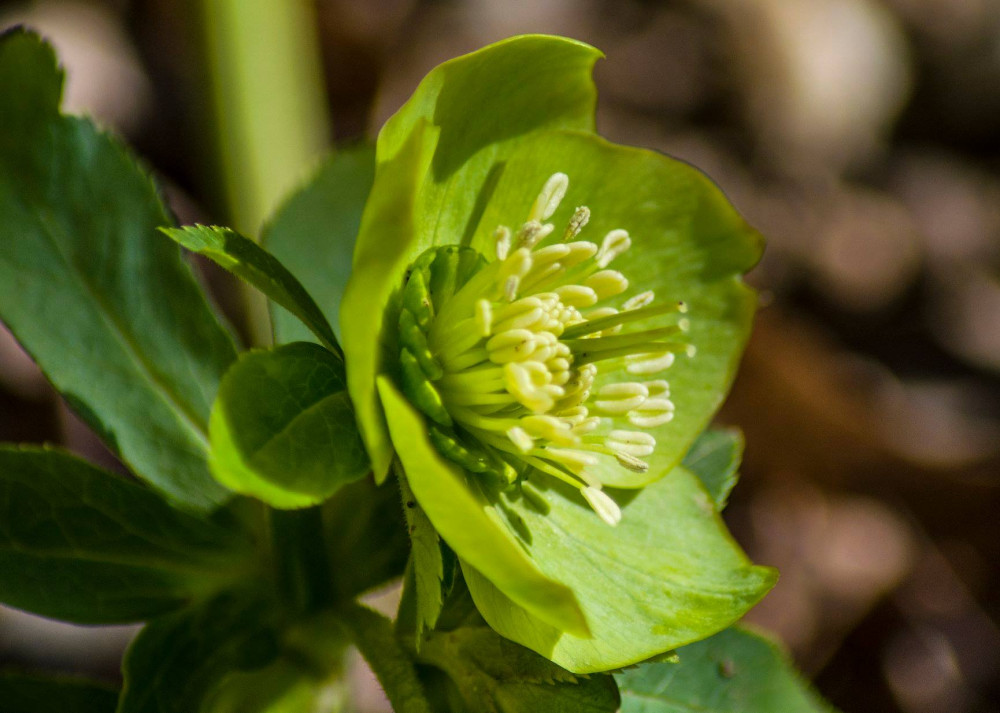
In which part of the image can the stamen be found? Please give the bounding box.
[475,299,493,337]
[623,291,655,310]
[613,451,650,473]
[606,430,656,457]
[507,426,534,453]
[595,229,631,268]
[529,172,569,222]
[581,486,622,526]
[627,398,675,428]
[594,382,649,413]
[563,206,590,241]
[494,226,511,261]
[554,284,598,307]
[584,270,629,300]
[517,220,555,249]
[627,352,675,375]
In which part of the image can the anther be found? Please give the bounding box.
[563,206,591,241]
[613,451,650,473]
[517,220,555,249]
[475,299,493,337]
[581,486,622,526]
[494,226,511,261]
[506,426,534,453]
[529,172,569,222]
[554,284,598,307]
[626,351,675,375]
[606,430,656,457]
[623,291,655,310]
[596,229,631,268]
[584,270,629,300]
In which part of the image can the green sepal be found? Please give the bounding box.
[616,626,840,713]
[682,429,744,510]
[343,36,602,484]
[379,377,589,639]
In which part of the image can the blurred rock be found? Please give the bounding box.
[715,0,912,174]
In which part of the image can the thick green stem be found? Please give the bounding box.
[198,0,331,345]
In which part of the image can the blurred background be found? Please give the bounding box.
[0,1,998,711]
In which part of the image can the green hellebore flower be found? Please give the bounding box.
[341,35,776,673]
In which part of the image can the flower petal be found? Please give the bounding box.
[378,376,589,638]
[342,36,602,482]
[467,130,763,487]
[463,469,778,673]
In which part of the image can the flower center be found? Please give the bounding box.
[396,173,692,525]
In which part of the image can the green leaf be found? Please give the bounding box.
[379,377,589,640]
[342,35,602,483]
[681,430,743,510]
[0,31,237,511]
[334,602,435,713]
[616,626,839,713]
[263,144,375,345]
[461,464,776,673]
[162,225,340,355]
[0,671,118,713]
[399,472,447,639]
[462,129,762,488]
[0,447,255,624]
[322,473,410,600]
[209,342,369,508]
[119,589,281,713]
[418,626,620,713]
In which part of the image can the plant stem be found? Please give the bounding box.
[198,0,331,345]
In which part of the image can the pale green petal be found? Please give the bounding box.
[378,377,589,638]
[342,35,601,482]
[463,470,777,673]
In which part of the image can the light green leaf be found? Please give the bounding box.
[263,145,375,345]
[342,35,602,483]
[399,472,447,639]
[119,590,280,713]
[418,626,620,713]
[0,447,255,624]
[616,626,839,713]
[0,671,118,713]
[209,342,368,508]
[0,30,237,511]
[461,466,776,673]
[464,130,762,487]
[682,430,743,510]
[379,378,589,639]
[163,225,340,354]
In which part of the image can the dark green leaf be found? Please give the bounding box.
[209,342,369,508]
[0,31,237,511]
[0,447,255,624]
[119,590,281,713]
[681,430,744,510]
[418,626,620,713]
[616,627,839,713]
[322,474,409,600]
[163,225,340,354]
[0,671,118,713]
[263,145,375,345]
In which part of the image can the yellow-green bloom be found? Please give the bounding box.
[341,35,775,673]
